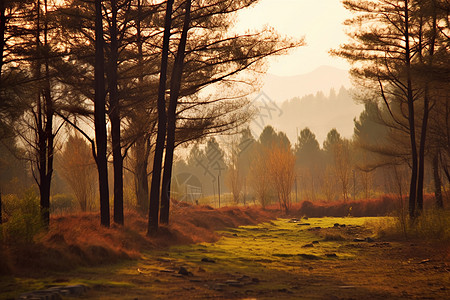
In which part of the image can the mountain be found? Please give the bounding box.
[260,65,351,103]
[250,86,364,145]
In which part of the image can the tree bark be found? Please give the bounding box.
[94,0,110,227]
[147,0,174,235]
[109,0,124,225]
[160,0,191,225]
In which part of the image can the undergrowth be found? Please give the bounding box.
[367,209,450,241]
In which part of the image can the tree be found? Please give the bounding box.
[249,145,271,208]
[268,144,295,213]
[333,139,352,201]
[147,0,174,235]
[294,127,322,200]
[226,139,243,204]
[334,0,418,216]
[160,0,192,224]
[94,0,110,227]
[58,134,97,211]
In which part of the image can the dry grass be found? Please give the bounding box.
[1,201,277,274]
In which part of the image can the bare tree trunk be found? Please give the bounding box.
[135,136,150,214]
[433,152,443,208]
[404,0,418,220]
[160,0,191,225]
[417,2,437,214]
[417,88,429,214]
[147,0,174,235]
[0,0,6,77]
[134,0,149,215]
[94,0,110,227]
[109,0,124,225]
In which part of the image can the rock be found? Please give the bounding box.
[251,277,260,283]
[18,285,87,300]
[160,269,175,273]
[340,224,346,228]
[297,223,311,226]
[201,257,216,263]
[333,223,340,227]
[353,238,365,242]
[365,237,375,243]
[232,233,238,237]
[312,241,319,244]
[288,218,301,223]
[301,243,314,248]
[298,254,320,260]
[238,275,250,281]
[178,266,193,276]
[307,227,321,231]
[212,283,227,291]
[226,280,243,287]
[325,253,338,258]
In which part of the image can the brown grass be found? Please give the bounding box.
[2,201,277,274]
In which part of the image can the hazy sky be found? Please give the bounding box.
[235,0,351,76]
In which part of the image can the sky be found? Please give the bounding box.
[234,0,352,76]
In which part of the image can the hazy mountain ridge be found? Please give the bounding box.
[255,86,363,145]
[261,65,351,103]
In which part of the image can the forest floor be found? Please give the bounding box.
[1,214,449,299]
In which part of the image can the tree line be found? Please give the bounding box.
[0,0,302,233]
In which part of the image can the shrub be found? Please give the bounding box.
[51,193,76,214]
[1,189,43,247]
[367,209,450,241]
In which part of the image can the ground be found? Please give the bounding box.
[1,216,449,299]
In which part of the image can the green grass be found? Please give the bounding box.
[151,217,379,274]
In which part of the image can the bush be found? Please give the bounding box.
[51,193,76,214]
[1,189,43,247]
[368,209,450,241]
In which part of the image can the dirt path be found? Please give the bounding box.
[2,217,449,299]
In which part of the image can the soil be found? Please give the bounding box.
[2,216,449,299]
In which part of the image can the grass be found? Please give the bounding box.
[1,215,448,299]
[150,217,376,274]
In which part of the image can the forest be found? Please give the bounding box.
[0,0,449,299]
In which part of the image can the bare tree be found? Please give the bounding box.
[268,145,295,213]
[58,134,97,211]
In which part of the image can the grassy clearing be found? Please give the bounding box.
[1,215,448,299]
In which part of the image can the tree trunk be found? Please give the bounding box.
[417,2,436,214]
[109,0,124,225]
[433,152,443,208]
[404,0,418,220]
[134,136,149,214]
[134,0,149,216]
[0,0,6,76]
[94,0,110,227]
[147,0,174,235]
[160,0,191,225]
[416,87,429,214]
